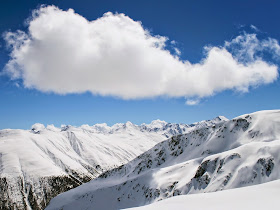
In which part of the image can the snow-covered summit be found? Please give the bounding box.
[213,115,228,122]
[143,119,167,128]
[31,123,45,133]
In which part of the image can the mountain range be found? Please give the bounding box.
[0,117,225,210]
[45,110,280,210]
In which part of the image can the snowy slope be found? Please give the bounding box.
[129,179,280,210]
[46,110,280,210]
[0,118,225,210]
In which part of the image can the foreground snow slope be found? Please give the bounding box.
[46,110,280,210]
[0,118,224,210]
[129,179,280,210]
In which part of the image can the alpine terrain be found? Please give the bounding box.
[0,117,225,210]
[46,110,280,210]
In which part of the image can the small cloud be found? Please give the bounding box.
[185,99,200,106]
[250,24,259,32]
[236,24,245,29]
[170,40,176,45]
[14,82,20,88]
[174,47,181,56]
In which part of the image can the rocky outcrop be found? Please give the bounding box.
[0,174,92,210]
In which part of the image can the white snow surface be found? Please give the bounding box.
[0,118,224,178]
[1,118,227,209]
[129,179,280,210]
[46,110,280,210]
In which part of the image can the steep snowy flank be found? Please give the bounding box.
[0,117,225,210]
[46,110,280,210]
[129,179,280,210]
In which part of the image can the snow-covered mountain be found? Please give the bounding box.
[46,110,280,210]
[0,117,225,210]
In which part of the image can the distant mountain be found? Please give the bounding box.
[0,117,226,210]
[46,110,280,210]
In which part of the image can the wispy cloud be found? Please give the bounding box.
[185,99,200,106]
[250,24,260,32]
[3,6,279,102]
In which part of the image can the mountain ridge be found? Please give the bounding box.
[46,110,280,210]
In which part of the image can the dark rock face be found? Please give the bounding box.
[256,157,274,177]
[0,175,92,210]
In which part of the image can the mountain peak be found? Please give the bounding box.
[125,121,134,126]
[150,119,167,127]
[212,115,228,122]
[31,123,45,133]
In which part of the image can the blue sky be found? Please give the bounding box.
[1,0,280,129]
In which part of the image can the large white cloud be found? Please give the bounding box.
[3,6,279,101]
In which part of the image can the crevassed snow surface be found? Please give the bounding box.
[128,179,280,210]
[46,110,280,210]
